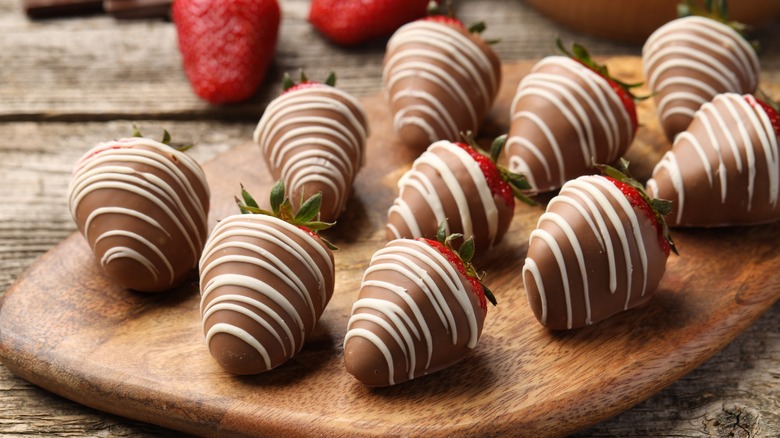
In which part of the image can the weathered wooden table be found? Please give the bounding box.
[1,0,778,436]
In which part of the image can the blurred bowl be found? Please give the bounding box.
[526,0,780,44]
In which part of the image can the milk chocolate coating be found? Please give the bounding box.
[199,214,335,375]
[344,239,485,386]
[505,56,634,194]
[647,93,780,227]
[383,20,501,150]
[386,140,514,255]
[68,137,210,292]
[643,16,759,142]
[522,175,669,330]
[254,84,368,223]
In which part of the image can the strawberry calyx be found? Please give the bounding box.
[282,70,337,94]
[419,222,496,314]
[424,0,494,40]
[456,133,536,207]
[235,180,338,250]
[132,124,192,152]
[749,91,780,138]
[677,0,749,35]
[556,38,646,132]
[597,159,677,256]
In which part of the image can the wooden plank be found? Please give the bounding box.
[1,60,779,437]
[1,0,780,435]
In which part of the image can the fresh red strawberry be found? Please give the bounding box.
[383,13,501,150]
[647,92,780,227]
[344,225,494,386]
[199,180,336,375]
[523,161,675,330]
[386,135,534,256]
[68,127,210,293]
[308,0,431,46]
[172,0,281,104]
[504,39,640,194]
[643,2,759,141]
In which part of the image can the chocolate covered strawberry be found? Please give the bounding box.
[68,128,210,293]
[199,181,336,375]
[647,92,780,227]
[309,0,431,46]
[173,0,281,104]
[643,2,759,141]
[253,72,369,223]
[523,162,676,330]
[505,40,640,194]
[344,225,495,386]
[383,13,501,149]
[386,135,533,255]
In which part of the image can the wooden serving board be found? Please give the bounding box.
[1,59,779,437]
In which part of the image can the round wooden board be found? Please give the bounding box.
[1,58,779,437]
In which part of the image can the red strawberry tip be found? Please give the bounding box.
[555,38,644,95]
[750,91,780,138]
[458,132,537,207]
[597,159,678,256]
[556,38,647,131]
[282,70,337,94]
[423,221,496,311]
[235,180,338,250]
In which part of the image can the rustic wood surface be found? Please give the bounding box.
[0,0,778,436]
[2,60,779,437]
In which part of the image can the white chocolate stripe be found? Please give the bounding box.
[68,139,209,288]
[525,175,654,328]
[345,239,481,386]
[647,94,780,224]
[389,140,499,246]
[507,56,631,192]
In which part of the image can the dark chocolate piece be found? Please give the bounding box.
[104,0,171,19]
[23,0,103,18]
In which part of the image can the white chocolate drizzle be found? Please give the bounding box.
[67,137,209,289]
[253,84,368,221]
[383,20,499,145]
[523,175,653,329]
[506,56,633,193]
[647,93,780,226]
[344,239,480,386]
[643,16,759,139]
[387,140,499,247]
[199,214,334,373]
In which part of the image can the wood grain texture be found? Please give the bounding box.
[1,0,780,435]
[1,60,779,437]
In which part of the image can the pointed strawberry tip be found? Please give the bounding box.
[598,160,677,257]
[421,222,494,313]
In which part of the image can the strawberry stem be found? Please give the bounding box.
[236,180,338,250]
[555,38,648,101]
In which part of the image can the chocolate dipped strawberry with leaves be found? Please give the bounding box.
[505,39,641,194]
[647,92,780,227]
[383,10,501,149]
[68,127,210,293]
[253,71,369,223]
[344,224,495,386]
[523,161,676,330]
[643,0,759,141]
[199,181,336,374]
[386,134,534,255]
